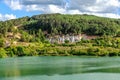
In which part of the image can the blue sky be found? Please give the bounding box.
[0,0,120,21]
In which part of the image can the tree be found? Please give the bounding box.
[16,46,25,56]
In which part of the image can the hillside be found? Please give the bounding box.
[0,14,120,58]
[1,14,120,38]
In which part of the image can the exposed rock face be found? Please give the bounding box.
[47,34,82,43]
[47,34,98,44]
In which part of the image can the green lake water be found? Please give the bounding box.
[0,56,120,80]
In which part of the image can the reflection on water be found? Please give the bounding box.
[0,56,120,80]
[4,59,21,78]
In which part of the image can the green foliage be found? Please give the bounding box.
[0,14,120,58]
[0,39,4,47]
[0,13,117,37]
[0,48,7,58]
[116,31,120,37]
[30,14,118,36]
[64,40,69,44]
[93,37,120,48]
[0,14,119,44]
[20,31,32,42]
[1,37,120,58]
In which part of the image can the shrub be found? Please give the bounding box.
[0,39,4,47]
[0,48,7,58]
[64,40,69,44]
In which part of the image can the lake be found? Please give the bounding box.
[0,56,120,80]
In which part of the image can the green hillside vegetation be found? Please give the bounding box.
[0,13,120,58]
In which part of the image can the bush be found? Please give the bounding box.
[108,52,118,56]
[5,47,15,57]
[12,46,25,56]
[0,48,7,58]
[87,48,100,56]
[64,40,69,44]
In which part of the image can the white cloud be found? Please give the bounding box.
[69,0,120,13]
[4,0,22,10]
[4,0,120,18]
[25,5,45,11]
[93,13,120,18]
[84,12,120,18]
[47,5,66,13]
[0,14,16,21]
[105,0,120,7]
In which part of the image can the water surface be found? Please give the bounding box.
[0,56,120,80]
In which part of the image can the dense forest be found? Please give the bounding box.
[1,13,120,38]
[0,13,120,58]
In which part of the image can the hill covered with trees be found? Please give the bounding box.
[1,13,120,38]
[0,13,120,58]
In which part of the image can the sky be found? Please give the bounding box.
[0,0,120,21]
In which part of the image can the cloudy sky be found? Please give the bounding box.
[0,0,120,21]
